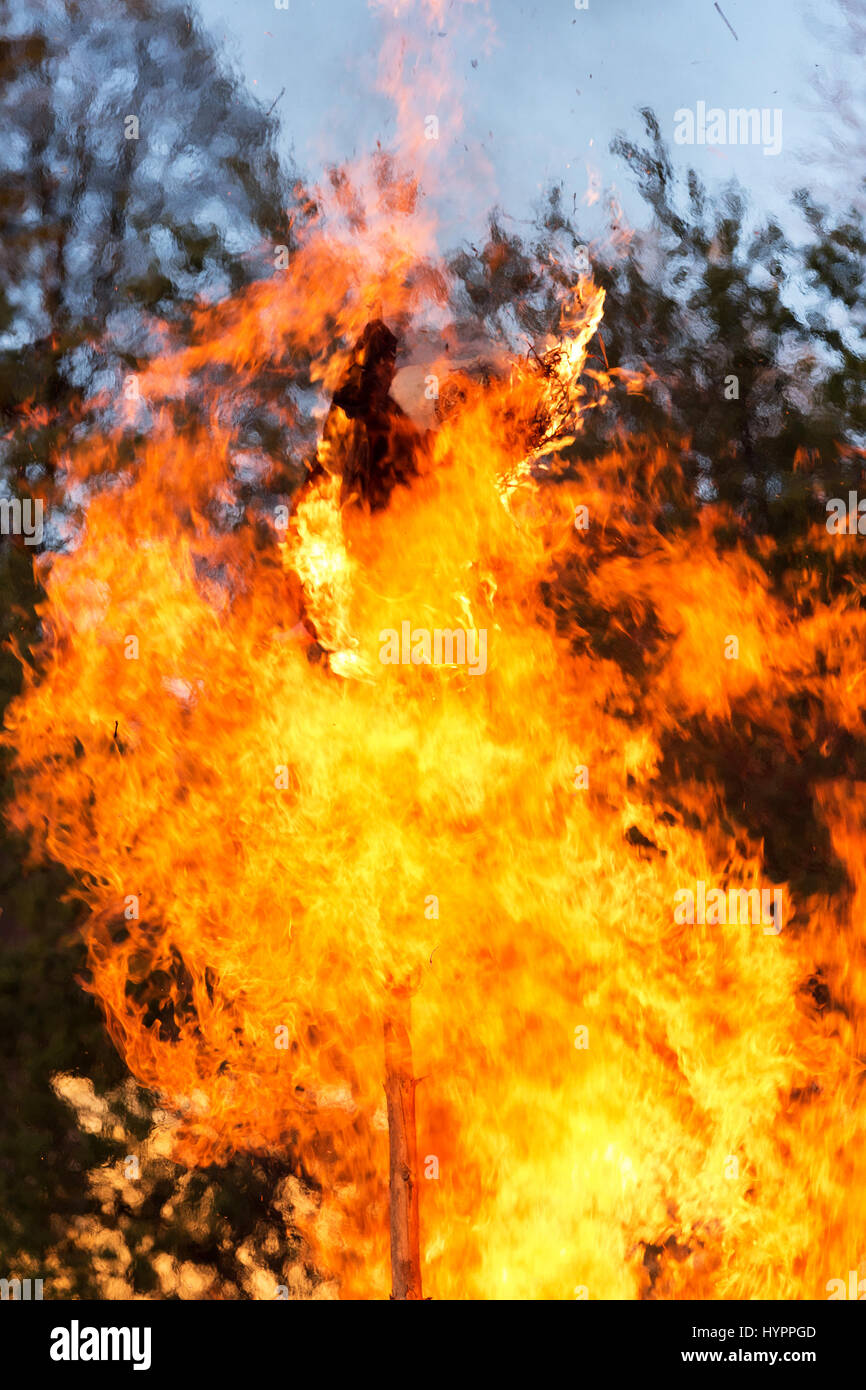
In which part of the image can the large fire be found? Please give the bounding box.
[4,6,866,1303]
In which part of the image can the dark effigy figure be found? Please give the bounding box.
[314,319,423,511]
[287,320,427,653]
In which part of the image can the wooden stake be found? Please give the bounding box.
[384,994,423,1300]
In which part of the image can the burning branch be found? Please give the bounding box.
[383,992,423,1300]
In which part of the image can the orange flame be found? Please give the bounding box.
[4,12,866,1305]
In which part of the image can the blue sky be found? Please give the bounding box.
[196,0,860,249]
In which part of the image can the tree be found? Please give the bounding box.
[0,0,310,1300]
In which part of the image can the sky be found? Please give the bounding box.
[194,0,861,250]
